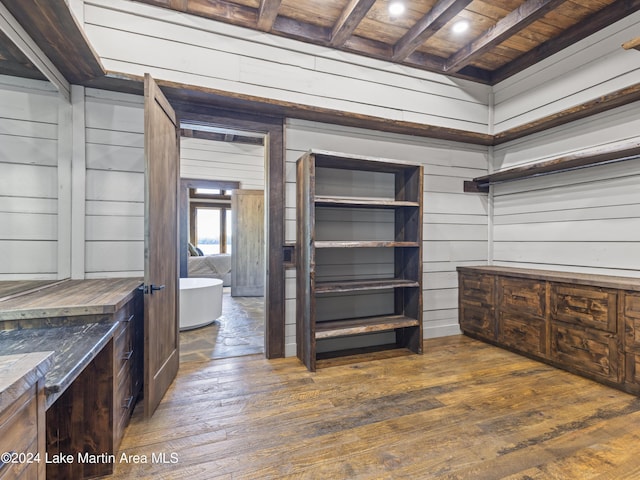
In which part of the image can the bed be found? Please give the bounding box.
[187,253,231,286]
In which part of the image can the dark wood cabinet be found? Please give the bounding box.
[297,150,423,371]
[458,266,640,395]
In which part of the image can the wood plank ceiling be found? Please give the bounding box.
[131,0,640,84]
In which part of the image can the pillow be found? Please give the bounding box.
[188,243,199,256]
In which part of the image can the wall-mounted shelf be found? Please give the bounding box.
[464,140,640,193]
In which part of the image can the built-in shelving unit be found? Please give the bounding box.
[296,150,423,371]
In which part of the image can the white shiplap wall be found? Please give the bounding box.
[84,88,145,278]
[81,0,490,134]
[491,102,640,278]
[284,119,489,356]
[0,76,60,279]
[180,138,264,189]
[493,10,640,135]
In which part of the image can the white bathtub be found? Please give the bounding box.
[179,277,223,331]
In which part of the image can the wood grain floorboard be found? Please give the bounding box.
[112,335,640,479]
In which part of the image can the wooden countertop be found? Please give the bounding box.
[0,278,142,321]
[457,265,640,291]
[0,323,119,409]
[0,351,54,413]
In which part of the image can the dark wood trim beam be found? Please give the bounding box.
[330,0,376,47]
[445,0,567,73]
[392,0,472,62]
[467,140,640,192]
[180,128,264,145]
[257,0,283,31]
[494,82,640,144]
[1,0,105,84]
[492,0,640,84]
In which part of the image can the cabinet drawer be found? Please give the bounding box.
[459,303,495,340]
[551,284,617,332]
[115,321,133,380]
[498,312,546,358]
[624,353,640,394]
[459,273,494,306]
[551,324,620,382]
[623,293,640,352]
[498,277,545,318]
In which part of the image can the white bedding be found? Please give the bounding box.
[187,254,231,286]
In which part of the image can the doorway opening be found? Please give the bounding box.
[178,125,267,362]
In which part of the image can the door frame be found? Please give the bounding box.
[176,106,286,359]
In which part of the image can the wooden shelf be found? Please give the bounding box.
[297,151,423,371]
[464,140,640,193]
[315,315,420,339]
[314,240,419,248]
[315,278,419,294]
[315,195,419,208]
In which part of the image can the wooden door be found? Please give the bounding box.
[143,74,180,417]
[231,189,265,296]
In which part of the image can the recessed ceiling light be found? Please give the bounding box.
[452,20,469,34]
[389,2,405,16]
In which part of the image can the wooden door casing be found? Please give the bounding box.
[143,74,180,417]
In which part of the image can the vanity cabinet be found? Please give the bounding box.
[458,266,640,395]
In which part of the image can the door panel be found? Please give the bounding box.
[231,189,265,296]
[143,74,180,417]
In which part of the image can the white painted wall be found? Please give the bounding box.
[84,88,145,278]
[0,76,60,280]
[490,102,640,278]
[180,137,264,189]
[493,10,640,135]
[284,119,489,356]
[82,0,490,134]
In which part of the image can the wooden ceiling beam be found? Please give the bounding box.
[257,0,283,31]
[492,0,640,84]
[330,0,376,47]
[392,0,472,62]
[445,0,567,73]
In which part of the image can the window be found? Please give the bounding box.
[189,186,235,255]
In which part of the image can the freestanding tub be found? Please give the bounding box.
[179,277,223,331]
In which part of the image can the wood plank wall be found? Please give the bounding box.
[490,103,640,277]
[180,138,265,190]
[284,119,489,356]
[84,88,145,278]
[0,75,59,280]
[82,0,490,134]
[492,10,640,135]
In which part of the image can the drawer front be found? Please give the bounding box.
[459,303,495,340]
[498,312,546,358]
[551,284,617,333]
[459,273,494,307]
[623,293,640,351]
[498,277,545,318]
[551,324,620,382]
[115,321,133,380]
[624,353,640,394]
[114,366,134,447]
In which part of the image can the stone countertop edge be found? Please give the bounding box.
[0,351,54,412]
[0,322,119,409]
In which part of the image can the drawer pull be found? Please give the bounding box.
[122,396,135,410]
[123,314,134,323]
[122,351,133,361]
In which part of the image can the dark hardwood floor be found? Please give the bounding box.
[114,335,640,479]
